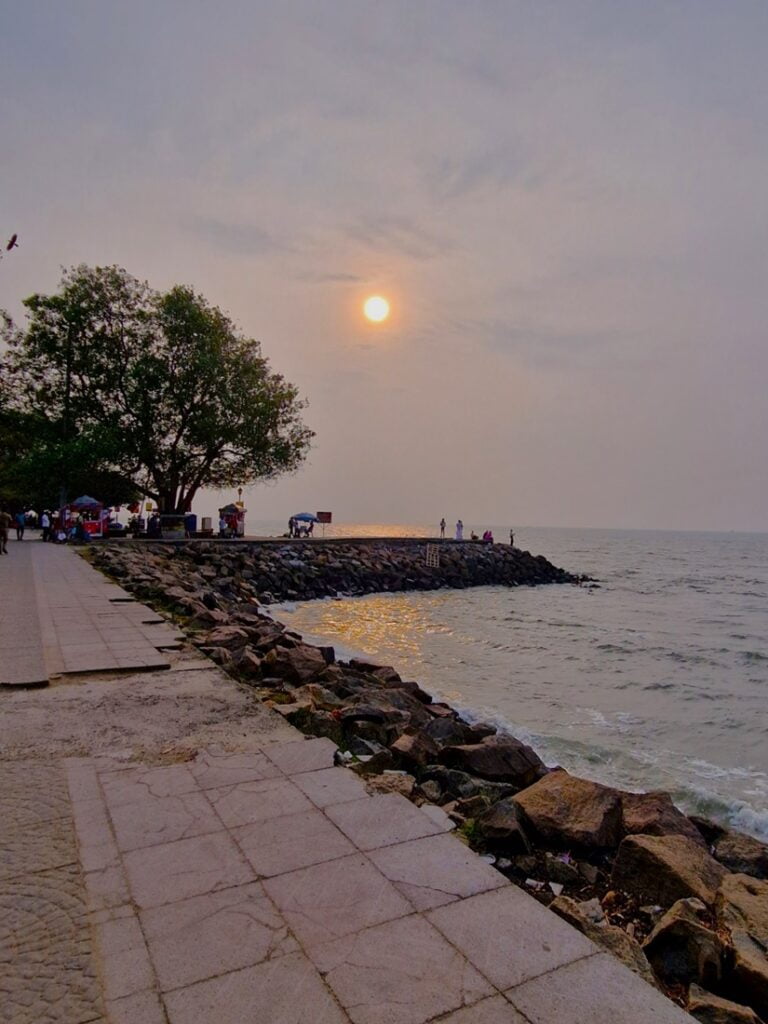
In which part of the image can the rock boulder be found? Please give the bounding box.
[261,644,328,684]
[687,985,763,1024]
[621,790,705,846]
[611,834,726,906]
[439,735,546,787]
[199,625,251,650]
[643,898,724,987]
[419,766,515,804]
[477,799,531,853]
[513,770,623,850]
[390,730,440,768]
[713,833,768,880]
[348,659,401,683]
[715,873,768,1014]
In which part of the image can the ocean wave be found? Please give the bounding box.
[662,650,725,667]
[742,650,768,663]
[672,785,768,842]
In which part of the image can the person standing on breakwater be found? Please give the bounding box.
[439,517,446,539]
[509,529,515,546]
[455,519,463,541]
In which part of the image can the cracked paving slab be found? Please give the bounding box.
[309,913,494,1024]
[368,833,509,911]
[140,881,299,991]
[163,950,350,1024]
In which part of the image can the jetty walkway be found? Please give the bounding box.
[0,542,691,1023]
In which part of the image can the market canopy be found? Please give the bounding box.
[71,495,102,509]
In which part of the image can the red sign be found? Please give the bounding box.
[316,512,332,523]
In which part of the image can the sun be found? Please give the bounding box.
[363,295,390,322]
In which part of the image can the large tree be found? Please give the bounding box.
[1,265,313,511]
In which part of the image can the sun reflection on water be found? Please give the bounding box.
[302,595,430,661]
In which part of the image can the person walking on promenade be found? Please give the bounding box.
[455,519,463,541]
[41,510,51,542]
[440,517,446,539]
[15,511,25,541]
[0,508,11,553]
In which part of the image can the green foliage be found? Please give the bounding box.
[457,818,483,847]
[1,265,313,511]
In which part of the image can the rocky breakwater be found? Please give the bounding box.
[88,541,767,1023]
[97,537,579,605]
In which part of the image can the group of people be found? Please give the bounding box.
[218,513,238,538]
[439,517,515,546]
[0,507,91,549]
[0,509,37,543]
[288,517,313,538]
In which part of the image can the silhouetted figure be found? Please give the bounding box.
[0,509,10,553]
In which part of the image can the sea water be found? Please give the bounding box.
[269,526,768,841]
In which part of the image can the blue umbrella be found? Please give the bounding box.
[292,512,319,522]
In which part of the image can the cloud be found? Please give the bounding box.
[427,146,532,200]
[345,215,453,262]
[190,218,292,256]
[444,315,639,369]
[291,270,362,284]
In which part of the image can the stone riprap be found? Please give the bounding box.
[91,537,581,607]
[85,541,768,1022]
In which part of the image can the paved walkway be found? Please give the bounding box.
[0,543,48,686]
[1,539,176,686]
[0,545,693,1023]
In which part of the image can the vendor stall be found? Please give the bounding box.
[71,495,104,538]
[218,502,246,538]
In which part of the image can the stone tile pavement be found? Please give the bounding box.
[0,544,48,686]
[2,735,690,1024]
[1,542,175,686]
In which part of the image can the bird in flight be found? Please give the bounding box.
[1,234,19,260]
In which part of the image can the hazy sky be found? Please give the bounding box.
[2,1,767,530]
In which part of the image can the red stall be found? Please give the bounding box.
[71,495,104,537]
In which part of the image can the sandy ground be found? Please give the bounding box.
[0,644,296,763]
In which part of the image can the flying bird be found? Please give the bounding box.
[6,234,18,251]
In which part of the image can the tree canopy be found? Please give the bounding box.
[0,265,313,512]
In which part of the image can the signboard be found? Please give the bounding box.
[316,512,332,523]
